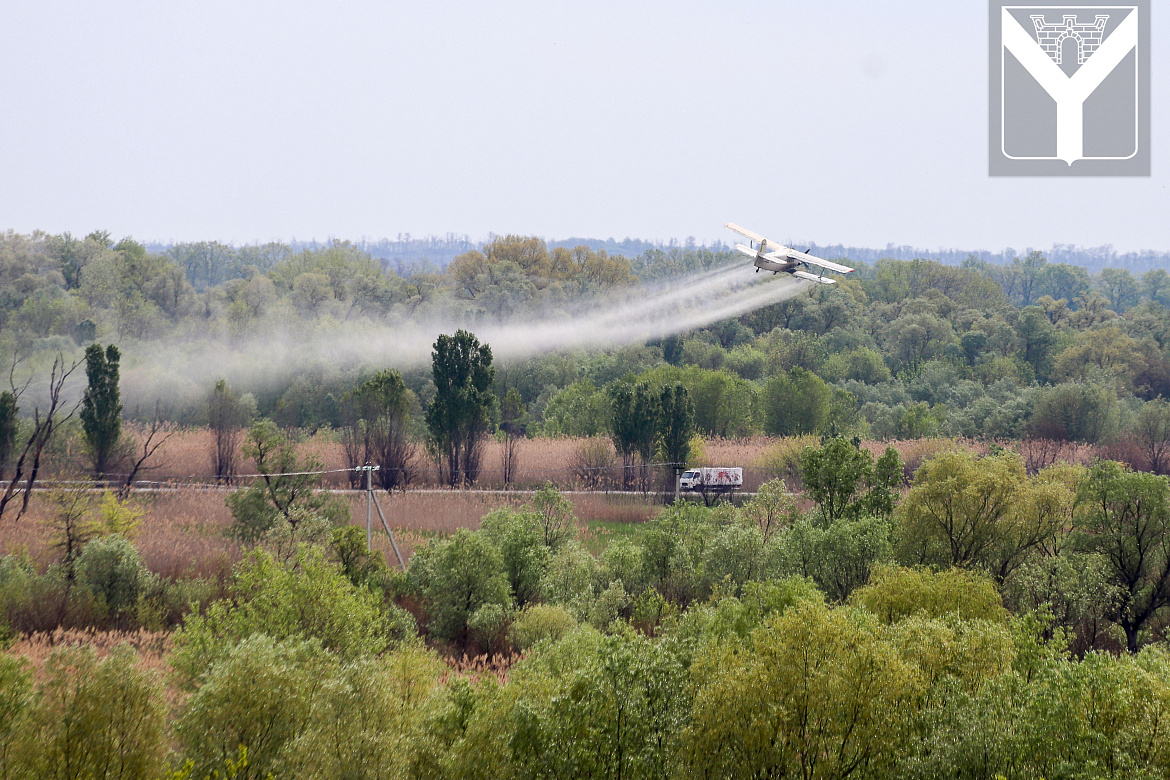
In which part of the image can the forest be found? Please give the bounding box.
[4,228,1170,778]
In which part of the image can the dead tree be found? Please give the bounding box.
[119,402,177,497]
[0,354,82,523]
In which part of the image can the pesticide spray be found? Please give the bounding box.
[119,262,811,411]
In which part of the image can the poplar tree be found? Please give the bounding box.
[425,330,495,487]
[80,343,122,479]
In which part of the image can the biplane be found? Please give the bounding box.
[725,222,854,285]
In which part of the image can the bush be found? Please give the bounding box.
[76,534,154,625]
[173,546,404,687]
[19,644,166,780]
[850,565,1008,624]
[176,635,333,780]
[509,604,578,650]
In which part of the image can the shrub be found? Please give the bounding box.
[176,635,333,780]
[76,534,154,624]
[850,565,1008,624]
[19,644,166,780]
[173,546,404,687]
[508,604,578,650]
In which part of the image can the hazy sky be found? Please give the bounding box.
[1,1,1167,252]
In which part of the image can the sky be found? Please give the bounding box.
[0,1,1167,253]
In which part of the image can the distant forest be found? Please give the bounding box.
[145,234,1170,277]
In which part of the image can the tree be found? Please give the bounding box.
[225,420,349,541]
[0,354,81,522]
[348,370,417,491]
[799,438,877,523]
[657,383,694,491]
[897,450,1055,579]
[410,529,511,647]
[609,382,659,491]
[1016,306,1058,380]
[1100,267,1140,312]
[0,391,16,479]
[80,343,123,479]
[500,388,526,486]
[425,330,496,487]
[1142,268,1170,306]
[208,379,246,484]
[1135,399,1170,476]
[762,368,831,436]
[1029,383,1119,444]
[1074,461,1170,652]
[21,644,165,780]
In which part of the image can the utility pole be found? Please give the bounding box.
[360,463,406,571]
[363,464,376,550]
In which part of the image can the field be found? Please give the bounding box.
[3,428,1111,577]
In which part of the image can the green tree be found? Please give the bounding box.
[609,382,659,490]
[0,391,16,479]
[1100,267,1140,312]
[1029,382,1119,444]
[799,438,899,523]
[1016,306,1058,380]
[685,600,921,779]
[172,545,400,686]
[1074,461,1170,652]
[225,420,349,541]
[542,380,611,437]
[657,383,694,485]
[426,330,496,487]
[21,644,166,780]
[80,343,122,479]
[176,635,331,780]
[409,529,511,647]
[499,387,526,486]
[762,367,831,436]
[347,370,417,490]
[208,378,245,484]
[897,450,1058,580]
[1135,399,1170,475]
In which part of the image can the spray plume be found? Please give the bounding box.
[121,262,810,409]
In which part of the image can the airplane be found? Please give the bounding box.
[725,222,854,285]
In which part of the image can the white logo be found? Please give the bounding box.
[989,3,1149,176]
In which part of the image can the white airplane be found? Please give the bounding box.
[725,222,854,285]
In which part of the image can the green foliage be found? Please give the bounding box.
[75,533,154,624]
[850,564,1008,624]
[345,369,417,490]
[542,380,611,437]
[774,514,894,602]
[173,546,401,687]
[79,342,123,477]
[685,599,920,780]
[0,654,31,777]
[225,420,349,541]
[608,381,659,488]
[656,383,694,470]
[799,437,899,522]
[762,367,832,436]
[1074,460,1170,652]
[21,644,166,780]
[508,604,578,650]
[0,391,15,475]
[176,635,332,780]
[409,528,512,647]
[507,626,688,780]
[426,330,496,487]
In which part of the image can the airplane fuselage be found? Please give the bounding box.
[753,256,798,274]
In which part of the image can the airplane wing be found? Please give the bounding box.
[724,222,770,246]
[786,249,854,275]
[792,270,838,285]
